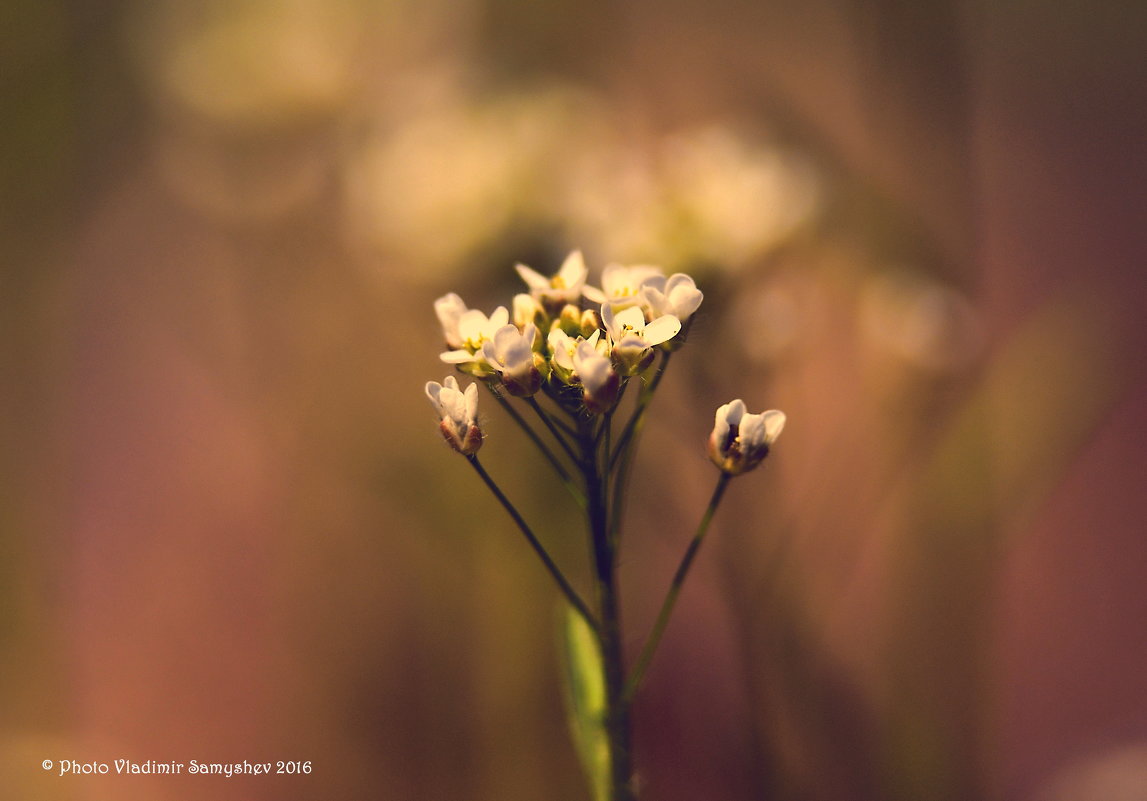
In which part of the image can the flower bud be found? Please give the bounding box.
[426,376,483,456]
[573,341,619,414]
[513,293,547,331]
[557,304,584,336]
[579,309,602,338]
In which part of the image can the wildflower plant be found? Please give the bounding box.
[424,251,785,800]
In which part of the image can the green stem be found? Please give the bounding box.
[467,456,598,634]
[578,417,635,801]
[624,472,732,702]
[484,384,586,508]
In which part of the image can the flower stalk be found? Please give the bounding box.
[423,252,784,801]
[484,383,586,507]
[578,412,635,801]
[466,454,598,634]
[623,472,731,703]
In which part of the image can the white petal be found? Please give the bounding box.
[492,323,521,350]
[600,303,616,336]
[434,293,468,347]
[457,309,489,344]
[513,293,540,326]
[440,349,475,364]
[515,264,549,290]
[425,381,444,412]
[434,293,467,324]
[762,410,786,444]
[599,264,626,296]
[489,306,510,329]
[480,341,502,370]
[434,292,465,310]
[639,286,666,317]
[623,265,665,294]
[549,329,575,369]
[463,382,479,422]
[583,285,606,304]
[738,413,766,449]
[664,274,703,319]
[548,327,572,349]
[641,314,682,346]
[717,399,745,429]
[440,388,468,425]
[613,306,647,336]
[642,274,668,294]
[557,250,587,286]
[573,342,612,393]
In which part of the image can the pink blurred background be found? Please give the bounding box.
[3,1,1146,799]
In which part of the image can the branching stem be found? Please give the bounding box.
[484,384,585,507]
[527,396,580,465]
[624,472,732,702]
[467,455,598,634]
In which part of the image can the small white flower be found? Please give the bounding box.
[641,273,704,322]
[426,376,483,455]
[440,306,510,371]
[601,304,681,375]
[512,293,545,330]
[434,293,469,349]
[515,250,589,309]
[708,399,784,475]
[457,307,510,350]
[482,324,542,396]
[548,328,602,373]
[583,263,664,309]
[572,339,619,414]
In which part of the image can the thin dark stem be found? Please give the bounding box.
[595,380,630,450]
[548,406,580,438]
[624,472,732,702]
[610,351,672,471]
[467,456,598,634]
[526,396,580,464]
[608,352,672,544]
[484,384,585,507]
[608,443,632,552]
[603,409,613,545]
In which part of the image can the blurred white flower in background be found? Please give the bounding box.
[565,125,821,273]
[859,271,983,373]
[344,75,820,281]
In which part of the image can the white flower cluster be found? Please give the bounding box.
[432,251,702,413]
[426,250,784,472]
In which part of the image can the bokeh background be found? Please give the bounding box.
[3,0,1146,799]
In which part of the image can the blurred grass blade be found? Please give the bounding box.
[561,607,610,801]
